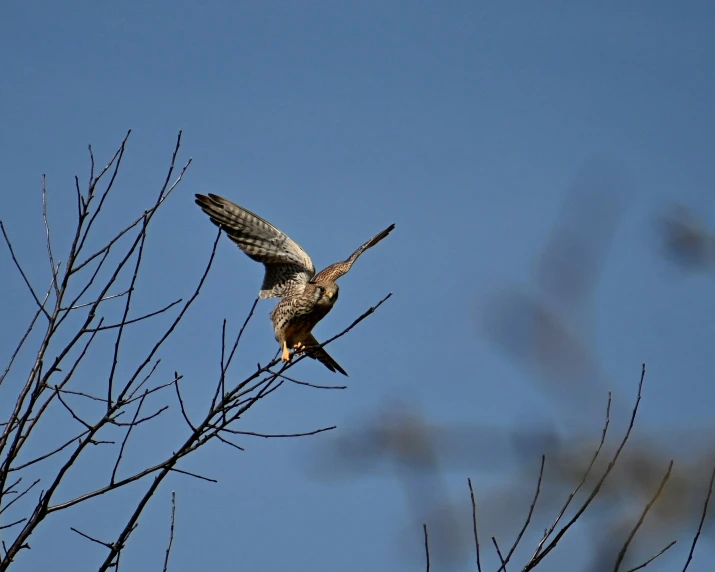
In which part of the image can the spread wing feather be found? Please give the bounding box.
[313,224,395,283]
[195,193,315,298]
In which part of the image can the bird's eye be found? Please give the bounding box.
[317,286,325,294]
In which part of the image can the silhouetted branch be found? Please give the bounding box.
[529,391,612,563]
[163,491,176,572]
[492,537,507,571]
[682,462,715,571]
[525,364,646,570]
[0,221,51,321]
[468,477,483,572]
[499,455,545,571]
[626,540,677,572]
[613,460,673,570]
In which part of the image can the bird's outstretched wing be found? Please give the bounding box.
[303,333,348,376]
[313,224,395,283]
[195,194,316,298]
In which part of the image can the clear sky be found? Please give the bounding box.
[2,2,715,571]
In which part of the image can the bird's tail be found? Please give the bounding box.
[303,334,348,376]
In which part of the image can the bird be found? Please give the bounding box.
[195,193,394,375]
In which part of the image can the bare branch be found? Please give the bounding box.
[213,434,245,453]
[107,214,149,408]
[126,359,163,401]
[0,303,44,389]
[166,468,217,484]
[423,523,430,572]
[626,540,677,572]
[531,391,613,562]
[111,392,147,485]
[0,220,51,321]
[211,296,259,412]
[60,289,130,311]
[41,174,60,300]
[111,406,168,427]
[70,526,114,550]
[162,492,176,572]
[271,371,347,390]
[527,365,646,569]
[468,478,482,572]
[55,391,93,431]
[85,299,182,333]
[9,433,87,472]
[173,375,196,432]
[682,462,715,571]
[499,455,545,571]
[0,479,40,515]
[217,426,336,439]
[0,519,26,531]
[492,537,507,571]
[72,130,131,266]
[613,460,673,571]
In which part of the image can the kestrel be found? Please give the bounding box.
[195,193,394,376]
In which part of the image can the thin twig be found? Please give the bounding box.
[0,220,51,320]
[55,391,93,431]
[106,215,149,408]
[70,527,114,549]
[84,299,182,332]
[626,540,676,572]
[220,319,227,425]
[162,491,176,572]
[613,460,673,571]
[8,432,88,472]
[423,523,430,572]
[0,519,26,531]
[499,455,545,571]
[167,468,217,484]
[174,374,196,431]
[213,434,245,452]
[60,289,130,310]
[682,462,715,571]
[126,359,163,401]
[468,478,482,572]
[111,406,168,427]
[530,391,612,562]
[217,426,336,439]
[47,385,107,403]
[0,479,40,515]
[211,296,259,412]
[527,365,646,570]
[492,537,506,571]
[41,174,60,300]
[111,392,148,484]
[0,275,54,389]
[271,371,347,390]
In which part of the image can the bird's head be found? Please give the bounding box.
[313,282,339,307]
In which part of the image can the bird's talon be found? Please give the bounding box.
[281,341,291,362]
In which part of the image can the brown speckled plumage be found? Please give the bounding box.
[195,193,394,375]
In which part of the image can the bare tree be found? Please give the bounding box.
[0,132,391,570]
[2,134,712,572]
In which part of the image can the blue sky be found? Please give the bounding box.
[2,2,715,571]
